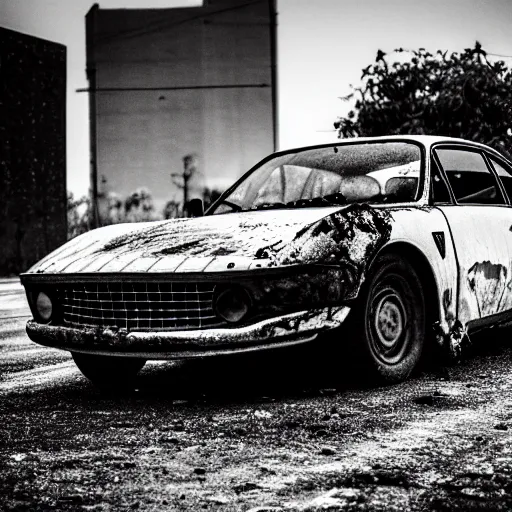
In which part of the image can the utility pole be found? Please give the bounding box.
[171,153,198,216]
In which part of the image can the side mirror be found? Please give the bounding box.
[186,198,204,217]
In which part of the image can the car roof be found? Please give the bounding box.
[314,134,482,147]
[283,135,510,162]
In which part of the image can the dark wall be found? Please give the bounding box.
[0,27,67,275]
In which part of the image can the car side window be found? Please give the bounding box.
[430,157,451,204]
[435,148,506,205]
[489,156,512,204]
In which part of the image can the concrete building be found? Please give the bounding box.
[86,0,277,220]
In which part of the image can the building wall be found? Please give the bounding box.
[88,0,276,216]
[0,27,67,275]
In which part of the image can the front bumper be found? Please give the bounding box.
[26,306,351,359]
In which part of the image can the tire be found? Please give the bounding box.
[349,252,426,384]
[72,353,146,390]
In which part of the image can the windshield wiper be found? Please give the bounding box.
[250,193,347,211]
[253,202,286,210]
[285,192,347,208]
[321,192,348,205]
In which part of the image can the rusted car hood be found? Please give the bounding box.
[27,205,391,274]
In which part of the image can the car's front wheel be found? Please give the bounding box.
[349,252,426,384]
[72,353,146,389]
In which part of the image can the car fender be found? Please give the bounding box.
[374,207,458,339]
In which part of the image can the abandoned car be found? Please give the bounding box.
[21,135,512,386]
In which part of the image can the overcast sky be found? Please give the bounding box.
[2,0,512,197]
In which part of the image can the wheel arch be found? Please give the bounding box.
[371,242,442,329]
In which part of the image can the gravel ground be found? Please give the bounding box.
[1,315,512,511]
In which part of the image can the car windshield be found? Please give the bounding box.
[210,141,422,214]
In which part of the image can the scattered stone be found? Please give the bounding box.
[57,494,84,503]
[143,446,162,453]
[414,393,449,406]
[160,436,180,444]
[247,507,283,512]
[207,495,230,505]
[233,482,261,493]
[113,461,136,470]
[308,423,328,432]
[254,410,272,419]
[319,446,336,456]
[260,465,277,475]
[306,488,358,510]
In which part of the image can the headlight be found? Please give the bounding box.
[35,292,53,323]
[214,287,251,323]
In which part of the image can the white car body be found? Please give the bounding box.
[20,135,512,383]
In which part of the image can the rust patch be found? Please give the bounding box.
[257,204,391,265]
[91,210,342,263]
[99,219,240,258]
[442,288,456,323]
[433,320,470,360]
[33,206,391,274]
[153,240,202,256]
[26,306,351,353]
[467,261,508,317]
[255,204,392,297]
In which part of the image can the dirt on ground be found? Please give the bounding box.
[1,322,512,511]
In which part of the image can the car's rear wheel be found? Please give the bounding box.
[349,252,425,384]
[72,353,146,389]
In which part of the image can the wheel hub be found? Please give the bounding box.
[373,291,406,351]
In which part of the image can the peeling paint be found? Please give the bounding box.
[255,205,392,300]
[442,288,456,323]
[26,205,393,278]
[257,204,391,266]
[28,208,349,274]
[467,261,508,317]
[433,320,470,360]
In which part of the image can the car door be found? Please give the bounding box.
[432,144,512,326]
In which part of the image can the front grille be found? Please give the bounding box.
[58,282,221,331]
